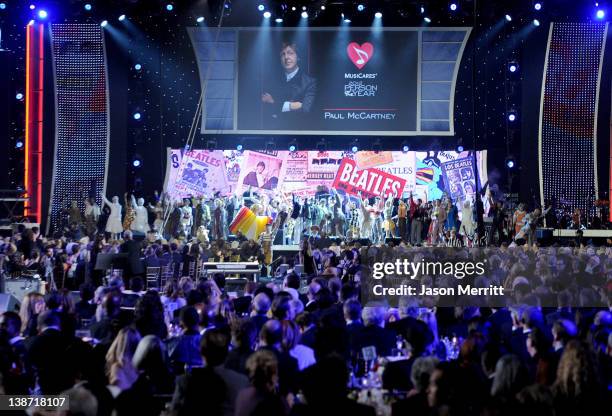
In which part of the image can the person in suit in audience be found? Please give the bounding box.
[24,311,72,394]
[257,319,299,396]
[249,293,271,335]
[387,296,434,357]
[350,305,396,358]
[119,230,144,280]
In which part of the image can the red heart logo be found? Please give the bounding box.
[347,42,374,69]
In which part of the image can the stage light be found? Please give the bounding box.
[100,20,108,27]
[402,144,409,153]
[28,19,34,26]
[291,6,296,11]
[37,9,47,19]
[351,145,358,152]
[375,12,382,18]
[302,6,306,11]
[0,3,7,10]
[450,3,457,11]
[196,16,205,23]
[165,4,173,11]
[344,18,351,23]
[134,63,142,70]
[84,4,92,11]
[424,16,431,23]
[301,11,308,18]
[118,14,126,21]
[533,19,540,26]
[275,17,283,23]
[534,2,542,11]
[505,157,516,169]
[29,4,35,10]
[596,9,605,19]
[263,11,271,18]
[456,145,464,152]
[133,112,141,120]
[236,144,243,151]
[505,14,512,21]
[507,111,517,122]
[132,158,142,168]
[16,141,24,149]
[257,4,264,11]
[508,61,518,73]
[16,93,24,100]
[357,4,365,12]
[289,144,296,152]
[420,6,425,14]
[321,5,325,10]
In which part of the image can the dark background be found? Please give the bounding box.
[0,0,610,230]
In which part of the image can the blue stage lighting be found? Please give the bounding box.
[402,145,409,152]
[534,2,542,11]
[596,9,605,19]
[456,145,464,152]
[257,4,264,11]
[166,4,173,12]
[132,159,141,168]
[275,17,283,23]
[29,4,35,10]
[301,11,308,18]
[450,3,457,11]
[263,11,271,18]
[236,144,243,151]
[196,16,204,22]
[100,20,108,27]
[0,3,7,10]
[508,62,518,73]
[505,158,515,169]
[133,112,141,120]
[118,14,126,21]
[375,12,382,18]
[344,18,351,23]
[16,141,23,149]
[505,14,512,21]
[508,112,517,122]
[28,19,35,26]
[37,9,47,19]
[134,64,142,70]
[533,19,540,26]
[289,144,296,152]
[84,4,92,11]
[424,16,431,23]
[351,145,359,153]
[357,4,365,12]
[16,93,24,100]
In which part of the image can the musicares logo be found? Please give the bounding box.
[347,42,374,69]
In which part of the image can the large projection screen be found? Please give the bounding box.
[188,27,471,136]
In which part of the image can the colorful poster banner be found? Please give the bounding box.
[163,149,488,202]
[332,158,406,198]
[174,150,229,197]
[441,157,477,201]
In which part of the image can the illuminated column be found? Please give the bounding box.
[24,23,44,223]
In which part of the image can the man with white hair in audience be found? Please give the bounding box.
[349,303,396,358]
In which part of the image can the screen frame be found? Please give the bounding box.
[189,26,472,136]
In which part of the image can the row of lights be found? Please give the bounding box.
[231,141,468,154]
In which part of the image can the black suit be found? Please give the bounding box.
[264,68,317,129]
[24,328,72,394]
[119,239,144,278]
[259,346,299,395]
[387,317,433,357]
[350,325,396,358]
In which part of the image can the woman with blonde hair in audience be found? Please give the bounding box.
[280,319,316,371]
[19,292,45,336]
[105,327,142,397]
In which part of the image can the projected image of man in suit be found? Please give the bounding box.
[261,42,317,128]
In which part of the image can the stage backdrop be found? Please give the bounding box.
[187,27,471,136]
[164,149,487,202]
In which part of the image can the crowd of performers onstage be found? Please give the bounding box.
[54,184,608,255]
